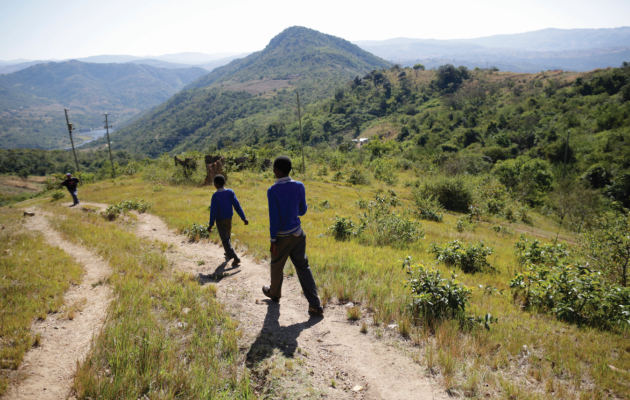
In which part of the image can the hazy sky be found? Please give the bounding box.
[1,0,628,60]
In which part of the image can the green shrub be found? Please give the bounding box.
[355,197,368,209]
[101,204,123,221]
[418,177,473,213]
[370,158,398,185]
[51,191,65,201]
[403,257,497,330]
[456,217,476,232]
[429,240,494,273]
[357,195,423,246]
[184,222,210,241]
[116,199,152,213]
[510,264,630,331]
[328,215,356,240]
[347,167,370,185]
[317,165,329,176]
[514,235,569,266]
[332,171,344,181]
[413,192,444,222]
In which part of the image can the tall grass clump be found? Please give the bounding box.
[0,208,83,395]
[357,194,424,247]
[43,205,252,399]
[429,240,494,274]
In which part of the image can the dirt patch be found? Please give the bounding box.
[132,211,447,399]
[4,209,112,400]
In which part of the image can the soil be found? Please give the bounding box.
[4,208,112,400]
[131,211,447,399]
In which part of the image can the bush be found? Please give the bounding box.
[429,240,494,273]
[332,171,343,181]
[51,191,65,201]
[417,177,473,213]
[101,199,152,221]
[515,235,569,266]
[357,194,424,246]
[328,215,356,240]
[184,223,210,241]
[347,167,370,185]
[370,158,398,185]
[413,192,444,222]
[101,204,123,221]
[510,264,630,331]
[456,217,476,232]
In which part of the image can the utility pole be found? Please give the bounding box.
[64,109,81,177]
[295,91,305,174]
[104,113,115,178]
[562,129,571,179]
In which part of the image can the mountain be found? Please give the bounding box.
[459,27,630,52]
[0,61,207,149]
[89,26,391,156]
[188,26,390,89]
[0,60,51,74]
[354,27,630,72]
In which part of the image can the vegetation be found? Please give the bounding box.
[0,208,83,395]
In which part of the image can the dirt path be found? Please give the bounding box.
[132,211,447,400]
[4,208,112,400]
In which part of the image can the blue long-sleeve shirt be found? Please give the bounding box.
[209,188,247,226]
[267,177,307,242]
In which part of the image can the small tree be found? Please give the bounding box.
[580,211,630,287]
[17,168,29,181]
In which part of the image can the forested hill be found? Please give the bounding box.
[186,26,391,89]
[0,61,207,149]
[89,26,391,156]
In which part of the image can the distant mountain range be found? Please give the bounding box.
[88,26,391,156]
[0,52,250,74]
[0,61,207,149]
[354,27,630,72]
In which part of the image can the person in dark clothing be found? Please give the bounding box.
[61,173,80,207]
[262,156,324,317]
[207,174,248,266]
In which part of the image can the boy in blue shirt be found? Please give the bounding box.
[207,174,248,266]
[262,156,324,317]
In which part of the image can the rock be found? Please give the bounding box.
[352,385,363,392]
[23,212,35,217]
[53,326,59,329]
[182,307,191,315]
[387,324,397,329]
[344,302,354,308]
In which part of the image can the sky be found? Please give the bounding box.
[1,0,629,60]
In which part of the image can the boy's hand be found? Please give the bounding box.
[207,225,213,233]
[244,219,249,225]
[270,242,277,256]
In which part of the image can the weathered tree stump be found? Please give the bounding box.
[204,156,226,186]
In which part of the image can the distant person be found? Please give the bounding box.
[61,173,80,207]
[207,174,248,266]
[262,156,324,317]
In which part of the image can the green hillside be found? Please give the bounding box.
[0,61,207,149]
[91,26,391,156]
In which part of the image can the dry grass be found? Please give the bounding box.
[65,168,630,399]
[0,207,83,395]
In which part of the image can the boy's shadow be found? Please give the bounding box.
[246,301,322,367]
[197,260,241,284]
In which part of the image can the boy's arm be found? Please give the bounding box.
[298,183,308,216]
[267,190,280,242]
[231,192,247,221]
[209,194,218,227]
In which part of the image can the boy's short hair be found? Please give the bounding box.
[213,174,226,187]
[273,156,292,175]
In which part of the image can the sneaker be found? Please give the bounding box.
[262,285,279,302]
[231,258,241,267]
[308,306,324,317]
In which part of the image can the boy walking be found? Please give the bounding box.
[61,173,80,207]
[262,156,324,317]
[207,174,248,266]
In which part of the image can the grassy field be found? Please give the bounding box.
[32,202,253,399]
[0,207,84,395]
[64,167,630,399]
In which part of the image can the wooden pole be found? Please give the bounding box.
[104,113,115,178]
[64,109,81,178]
[295,91,305,174]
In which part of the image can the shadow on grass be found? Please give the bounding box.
[246,301,322,367]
